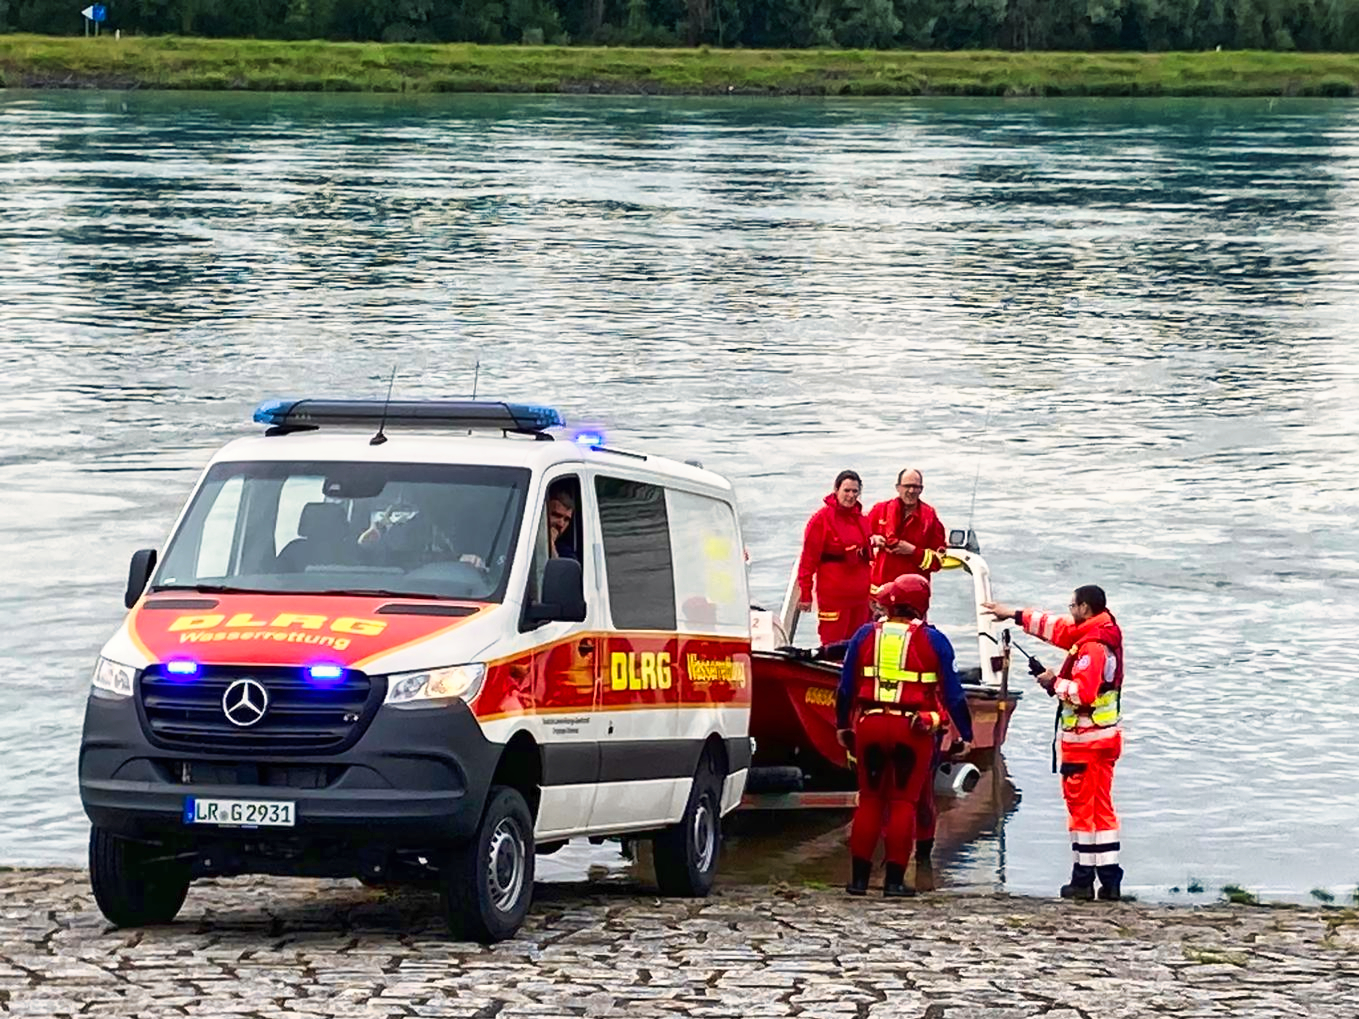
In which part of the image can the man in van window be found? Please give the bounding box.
[547,485,577,560]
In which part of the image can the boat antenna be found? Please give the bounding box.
[471,359,480,400]
[370,365,397,446]
[964,406,992,539]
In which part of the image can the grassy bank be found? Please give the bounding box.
[4,35,1359,96]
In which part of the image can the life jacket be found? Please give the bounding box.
[1057,611,1123,735]
[854,619,943,727]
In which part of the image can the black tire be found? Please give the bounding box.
[441,785,535,943]
[653,753,723,897]
[88,826,190,928]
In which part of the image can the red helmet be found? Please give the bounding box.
[875,574,931,616]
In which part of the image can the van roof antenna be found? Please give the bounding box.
[471,358,480,400]
[370,366,397,446]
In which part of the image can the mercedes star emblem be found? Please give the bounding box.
[222,678,269,728]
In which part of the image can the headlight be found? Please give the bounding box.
[91,657,136,699]
[384,663,486,708]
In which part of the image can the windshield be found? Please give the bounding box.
[153,460,530,602]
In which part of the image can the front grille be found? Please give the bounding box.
[139,666,378,755]
[171,761,348,788]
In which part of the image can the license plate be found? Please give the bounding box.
[183,797,295,828]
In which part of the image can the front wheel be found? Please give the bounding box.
[441,785,535,943]
[653,754,723,897]
[89,827,190,928]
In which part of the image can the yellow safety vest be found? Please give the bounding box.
[863,621,938,706]
[1058,640,1121,731]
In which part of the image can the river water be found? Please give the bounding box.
[2,91,1357,905]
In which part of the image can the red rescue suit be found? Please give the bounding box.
[869,498,946,587]
[1019,607,1124,883]
[797,493,872,645]
[843,619,945,868]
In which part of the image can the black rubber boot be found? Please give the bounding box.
[914,840,936,892]
[883,863,916,898]
[846,857,871,897]
[1096,864,1124,901]
[1060,863,1096,901]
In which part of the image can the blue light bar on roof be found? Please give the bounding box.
[253,399,565,434]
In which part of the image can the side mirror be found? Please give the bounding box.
[526,557,587,624]
[125,549,157,609]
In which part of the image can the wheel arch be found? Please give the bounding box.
[491,728,542,822]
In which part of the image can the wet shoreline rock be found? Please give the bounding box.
[2,868,1356,1017]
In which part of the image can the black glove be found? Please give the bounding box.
[778,645,813,662]
[1028,657,1046,677]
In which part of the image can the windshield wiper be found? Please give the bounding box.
[151,583,268,595]
[310,588,448,600]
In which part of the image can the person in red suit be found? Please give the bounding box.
[835,575,973,898]
[796,470,872,646]
[983,585,1125,902]
[868,468,947,588]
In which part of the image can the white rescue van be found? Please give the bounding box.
[79,399,752,941]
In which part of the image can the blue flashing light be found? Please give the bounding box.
[251,399,564,434]
[573,430,605,449]
[253,398,297,427]
[505,403,565,431]
[308,664,345,684]
[165,660,200,677]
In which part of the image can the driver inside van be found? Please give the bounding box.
[357,500,486,570]
[546,484,577,560]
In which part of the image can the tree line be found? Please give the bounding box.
[7,0,1359,53]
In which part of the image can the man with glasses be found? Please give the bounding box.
[868,468,947,589]
[982,586,1126,902]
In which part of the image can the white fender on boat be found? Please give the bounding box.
[935,760,981,799]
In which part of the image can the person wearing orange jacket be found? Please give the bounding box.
[835,575,974,898]
[983,585,1125,902]
[797,470,873,646]
[868,468,947,588]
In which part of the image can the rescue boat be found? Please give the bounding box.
[744,530,1022,807]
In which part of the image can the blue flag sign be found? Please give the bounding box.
[80,3,107,20]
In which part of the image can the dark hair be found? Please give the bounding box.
[547,482,575,514]
[1073,585,1107,615]
[833,470,862,491]
[891,603,922,620]
[895,468,924,486]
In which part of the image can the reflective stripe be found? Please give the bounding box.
[1094,829,1119,842]
[1059,688,1120,731]
[1053,678,1080,699]
[818,610,840,621]
[1060,725,1121,744]
[1092,849,1120,866]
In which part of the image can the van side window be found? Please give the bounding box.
[528,475,582,603]
[595,476,676,631]
[666,490,746,636]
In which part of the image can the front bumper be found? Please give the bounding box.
[79,691,500,859]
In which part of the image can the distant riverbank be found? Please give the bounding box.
[4,36,1359,96]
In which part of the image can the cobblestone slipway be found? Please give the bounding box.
[1,869,1356,1018]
